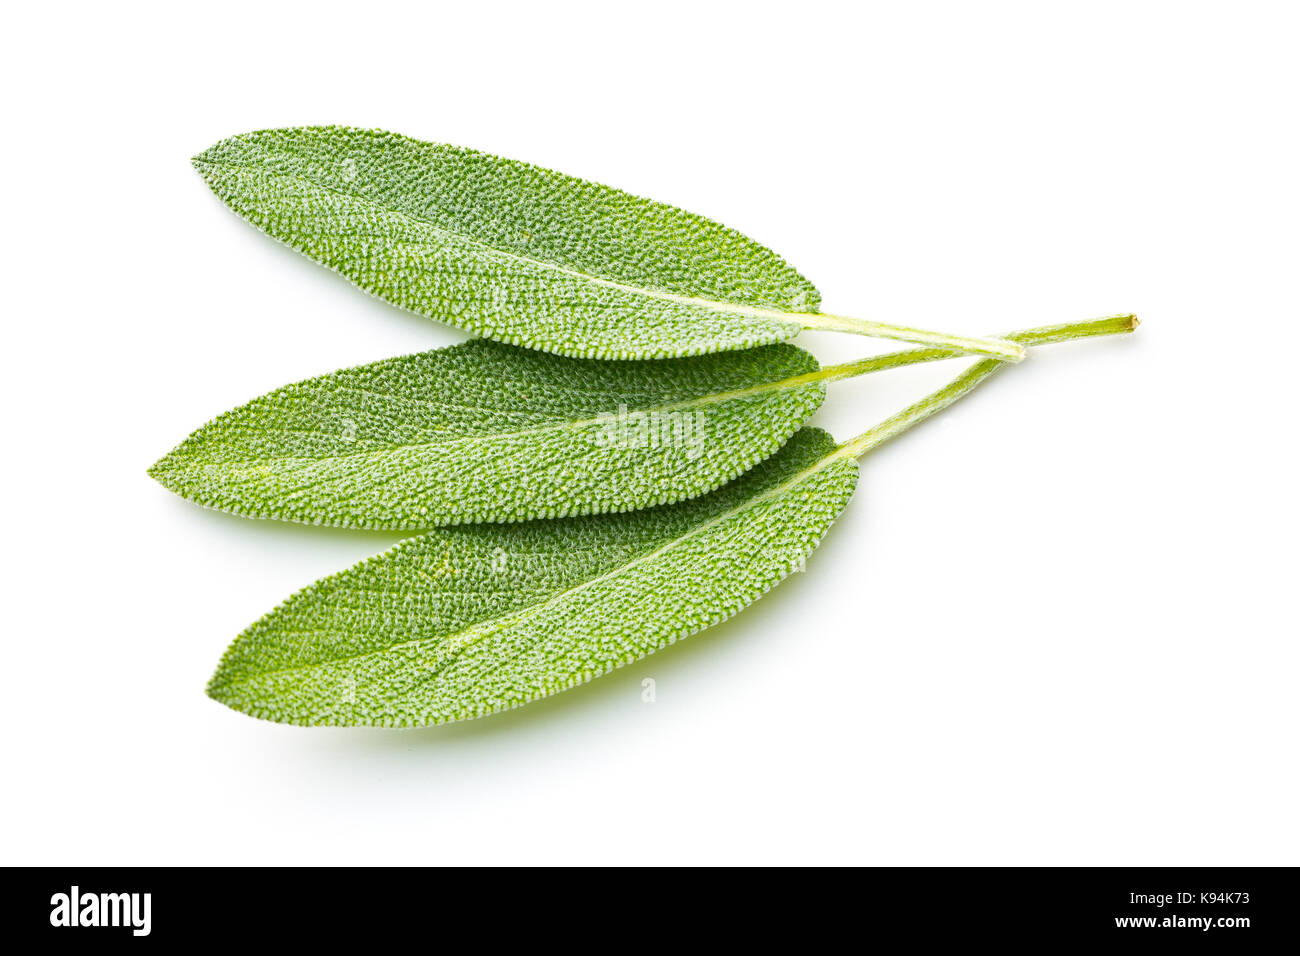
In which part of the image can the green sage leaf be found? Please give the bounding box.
[149,340,825,528]
[207,428,858,726]
[193,126,1024,361]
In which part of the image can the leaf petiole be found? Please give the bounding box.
[796,311,1028,363]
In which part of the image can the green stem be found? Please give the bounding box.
[797,312,1028,363]
[773,313,1137,390]
[1005,313,1141,347]
[833,313,1138,460]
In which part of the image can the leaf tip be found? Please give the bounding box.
[190,147,224,177]
[205,671,229,703]
[205,667,248,718]
[145,454,174,487]
[146,454,195,503]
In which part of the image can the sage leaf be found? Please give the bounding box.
[206,314,1136,727]
[149,341,824,528]
[207,428,858,726]
[193,126,1024,362]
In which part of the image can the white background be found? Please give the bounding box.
[2,1,1296,866]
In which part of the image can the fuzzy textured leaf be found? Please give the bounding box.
[150,340,824,529]
[208,428,858,726]
[192,126,1024,362]
[194,126,816,359]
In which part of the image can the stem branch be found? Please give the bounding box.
[833,313,1138,460]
